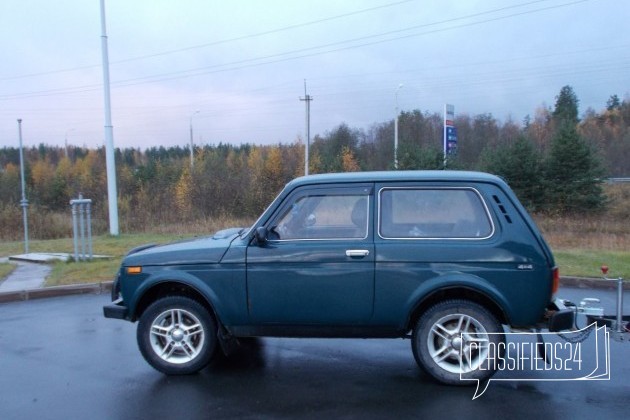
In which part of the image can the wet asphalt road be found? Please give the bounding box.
[1,287,629,420]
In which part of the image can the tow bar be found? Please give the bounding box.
[536,266,627,362]
[580,265,629,342]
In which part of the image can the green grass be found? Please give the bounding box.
[47,258,122,286]
[0,233,196,259]
[0,233,198,287]
[553,249,630,279]
[0,262,17,281]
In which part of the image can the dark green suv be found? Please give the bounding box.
[104,171,573,385]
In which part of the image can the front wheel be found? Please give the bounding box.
[137,296,218,375]
[412,300,504,385]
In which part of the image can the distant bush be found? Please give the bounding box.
[0,204,81,241]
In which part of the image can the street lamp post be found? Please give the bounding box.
[17,119,29,254]
[300,80,313,176]
[99,0,119,236]
[65,128,75,158]
[189,110,200,168]
[394,83,403,170]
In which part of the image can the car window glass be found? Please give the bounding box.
[273,194,369,240]
[379,188,492,239]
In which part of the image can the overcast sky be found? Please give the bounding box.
[1,0,628,150]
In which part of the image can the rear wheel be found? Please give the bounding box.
[137,296,218,375]
[412,300,504,385]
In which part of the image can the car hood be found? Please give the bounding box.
[122,228,244,266]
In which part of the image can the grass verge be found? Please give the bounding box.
[553,250,630,279]
[0,233,198,287]
[0,262,17,281]
[47,258,121,286]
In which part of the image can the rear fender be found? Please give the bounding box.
[405,273,512,329]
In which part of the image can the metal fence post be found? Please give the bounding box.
[86,201,93,260]
[79,195,86,261]
[70,195,93,262]
[71,202,79,262]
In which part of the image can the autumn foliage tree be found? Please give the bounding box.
[341,146,360,172]
[1,86,629,239]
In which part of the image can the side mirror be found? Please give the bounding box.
[255,226,268,245]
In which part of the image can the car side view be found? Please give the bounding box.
[104,171,574,385]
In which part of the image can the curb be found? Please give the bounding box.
[8,254,67,264]
[0,277,627,304]
[0,281,113,304]
[560,276,629,291]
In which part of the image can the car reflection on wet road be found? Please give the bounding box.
[1,287,628,419]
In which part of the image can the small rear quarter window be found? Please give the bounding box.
[379,188,493,239]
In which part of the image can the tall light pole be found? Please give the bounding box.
[65,128,75,158]
[99,0,119,236]
[17,119,29,254]
[300,80,313,176]
[394,83,403,169]
[189,110,200,168]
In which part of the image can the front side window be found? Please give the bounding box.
[379,188,493,239]
[272,193,369,240]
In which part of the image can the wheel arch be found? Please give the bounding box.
[406,286,509,332]
[131,280,220,325]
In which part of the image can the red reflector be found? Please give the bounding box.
[552,267,560,294]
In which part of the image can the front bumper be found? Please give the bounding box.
[103,298,129,320]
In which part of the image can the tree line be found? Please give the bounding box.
[0,86,628,239]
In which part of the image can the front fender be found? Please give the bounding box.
[126,269,227,324]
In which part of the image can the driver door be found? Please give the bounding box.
[246,184,374,325]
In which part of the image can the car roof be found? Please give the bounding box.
[286,170,506,188]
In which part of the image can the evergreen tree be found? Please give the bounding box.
[606,94,621,111]
[481,136,545,211]
[544,124,606,214]
[552,85,580,127]
[542,85,607,214]
[397,144,443,170]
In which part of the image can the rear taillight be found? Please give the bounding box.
[552,267,560,295]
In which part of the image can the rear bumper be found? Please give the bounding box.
[103,298,129,320]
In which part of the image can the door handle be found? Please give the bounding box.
[346,249,370,257]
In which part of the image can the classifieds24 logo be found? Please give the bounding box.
[460,323,610,399]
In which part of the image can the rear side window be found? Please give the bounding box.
[379,188,493,239]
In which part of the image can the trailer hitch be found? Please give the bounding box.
[537,265,628,362]
[583,266,629,341]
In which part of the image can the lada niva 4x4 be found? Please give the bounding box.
[104,171,574,385]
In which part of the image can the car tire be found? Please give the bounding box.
[412,299,504,385]
[137,296,218,375]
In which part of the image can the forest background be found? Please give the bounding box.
[0,86,628,257]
